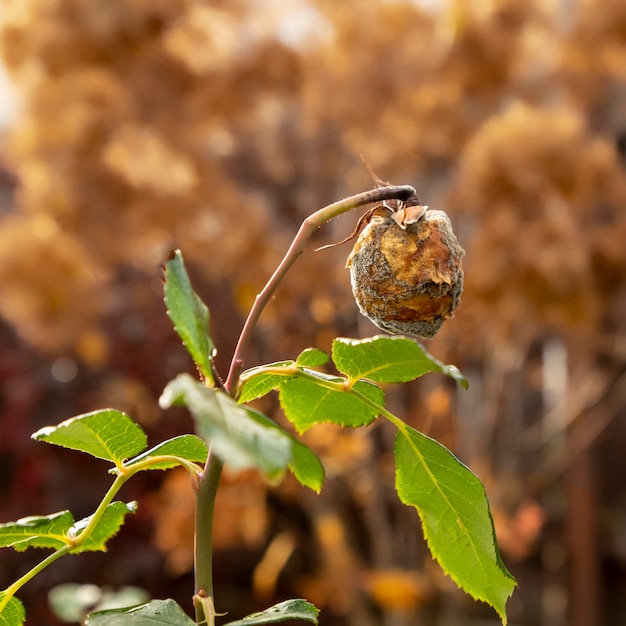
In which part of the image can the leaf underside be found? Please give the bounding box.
[160,374,293,479]
[125,435,208,470]
[85,598,196,625]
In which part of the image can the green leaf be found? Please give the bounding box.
[49,584,150,622]
[125,435,208,470]
[72,501,137,553]
[32,409,147,464]
[238,361,295,403]
[243,408,325,492]
[394,425,516,623]
[0,502,136,553]
[288,439,325,493]
[295,348,329,367]
[223,599,319,626]
[279,374,383,433]
[86,598,196,625]
[0,593,25,626]
[0,510,74,551]
[160,374,292,478]
[164,249,215,383]
[332,336,468,388]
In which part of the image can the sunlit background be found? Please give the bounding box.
[0,1,625,625]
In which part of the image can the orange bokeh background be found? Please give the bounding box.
[1,1,625,624]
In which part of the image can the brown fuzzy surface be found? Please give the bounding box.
[347,209,465,337]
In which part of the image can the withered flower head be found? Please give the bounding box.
[347,204,465,338]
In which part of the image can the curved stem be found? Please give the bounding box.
[224,185,417,392]
[194,184,416,625]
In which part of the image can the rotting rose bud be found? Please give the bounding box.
[346,204,465,338]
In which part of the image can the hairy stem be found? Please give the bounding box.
[225,185,417,391]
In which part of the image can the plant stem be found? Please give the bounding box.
[1,546,71,610]
[224,185,417,392]
[0,471,135,610]
[194,451,223,626]
[194,184,416,624]
[71,472,131,543]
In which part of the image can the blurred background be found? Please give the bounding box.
[0,1,625,624]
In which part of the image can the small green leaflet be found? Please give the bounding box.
[394,425,516,623]
[0,510,72,551]
[0,502,137,553]
[289,438,325,492]
[223,599,319,626]
[160,374,292,479]
[125,435,208,471]
[278,375,383,433]
[332,336,468,388]
[32,409,147,465]
[238,361,296,403]
[164,250,215,384]
[295,348,329,367]
[72,501,138,553]
[246,406,325,492]
[86,599,196,625]
[238,349,329,402]
[0,594,25,626]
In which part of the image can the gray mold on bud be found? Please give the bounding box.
[346,207,465,338]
